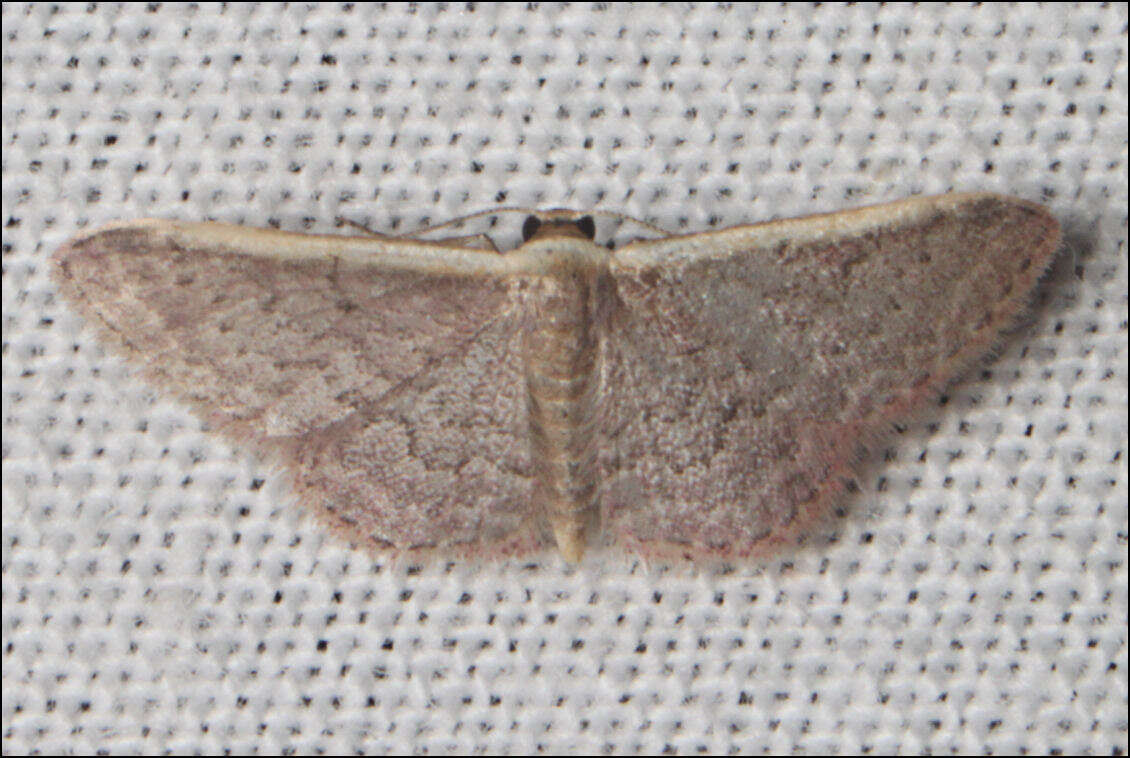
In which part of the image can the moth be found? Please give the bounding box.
[52,193,1060,562]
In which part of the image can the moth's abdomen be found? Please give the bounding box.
[524,271,603,563]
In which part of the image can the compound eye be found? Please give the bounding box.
[521,216,542,242]
[575,216,596,240]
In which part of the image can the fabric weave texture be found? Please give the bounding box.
[3,4,1126,754]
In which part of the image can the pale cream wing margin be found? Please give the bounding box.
[601,194,1060,559]
[53,220,543,556]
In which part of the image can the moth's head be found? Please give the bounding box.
[520,212,597,244]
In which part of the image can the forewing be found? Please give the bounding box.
[53,220,540,556]
[603,194,1060,558]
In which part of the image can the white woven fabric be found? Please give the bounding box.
[3,4,1126,754]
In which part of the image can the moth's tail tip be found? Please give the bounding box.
[554,531,587,564]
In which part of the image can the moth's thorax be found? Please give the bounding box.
[521,252,608,563]
[508,223,611,275]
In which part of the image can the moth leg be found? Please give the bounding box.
[587,210,673,238]
[338,218,499,252]
[427,233,500,252]
[337,217,387,237]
